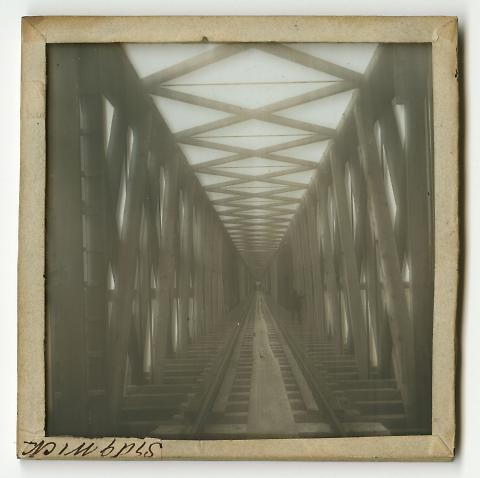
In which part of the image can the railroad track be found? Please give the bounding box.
[203,294,341,438]
[119,292,403,438]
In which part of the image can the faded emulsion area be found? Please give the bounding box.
[45,42,434,440]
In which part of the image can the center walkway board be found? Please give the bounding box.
[204,292,335,439]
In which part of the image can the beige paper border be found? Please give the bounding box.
[17,16,459,461]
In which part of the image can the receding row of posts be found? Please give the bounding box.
[46,44,253,436]
[263,45,434,429]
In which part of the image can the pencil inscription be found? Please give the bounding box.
[21,439,163,458]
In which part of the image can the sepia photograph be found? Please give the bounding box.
[17,16,458,461]
[46,40,434,440]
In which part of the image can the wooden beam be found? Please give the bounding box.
[77,76,111,433]
[150,86,335,138]
[298,200,322,338]
[263,81,356,113]
[106,110,127,205]
[192,195,207,337]
[219,210,292,220]
[103,111,128,282]
[218,204,297,215]
[306,190,327,340]
[378,106,408,256]
[177,182,194,354]
[46,45,88,435]
[144,44,246,88]
[206,188,301,203]
[366,215,392,378]
[109,115,152,419]
[315,174,343,353]
[176,82,355,139]
[257,43,363,83]
[354,99,416,424]
[197,164,314,187]
[193,151,318,171]
[329,149,369,376]
[402,45,434,428]
[154,85,245,115]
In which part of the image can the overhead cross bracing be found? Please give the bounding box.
[125,43,377,275]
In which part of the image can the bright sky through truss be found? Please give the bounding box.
[125,42,377,273]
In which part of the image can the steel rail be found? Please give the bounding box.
[184,295,255,437]
[263,295,347,437]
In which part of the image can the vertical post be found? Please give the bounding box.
[109,114,152,423]
[316,172,343,354]
[297,211,315,334]
[330,149,369,377]
[304,193,326,340]
[177,172,193,354]
[46,45,88,435]
[196,195,207,336]
[290,218,305,312]
[77,46,111,433]
[378,108,408,257]
[402,45,434,428]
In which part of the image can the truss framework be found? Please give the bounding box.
[142,43,370,270]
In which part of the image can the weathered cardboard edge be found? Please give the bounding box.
[17,18,47,453]
[18,435,452,461]
[17,16,459,461]
[25,15,454,43]
[430,17,458,457]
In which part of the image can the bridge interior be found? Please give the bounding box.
[46,42,434,439]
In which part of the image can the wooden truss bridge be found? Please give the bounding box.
[46,41,434,438]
